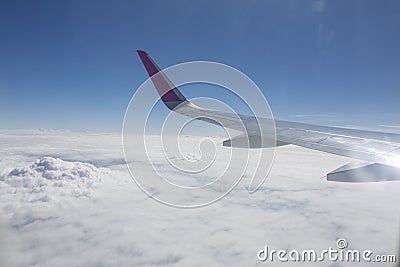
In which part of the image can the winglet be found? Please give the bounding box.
[137,50,187,110]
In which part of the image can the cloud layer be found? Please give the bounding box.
[0,130,399,266]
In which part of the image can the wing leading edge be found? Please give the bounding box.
[137,50,400,182]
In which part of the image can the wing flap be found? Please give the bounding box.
[275,125,400,167]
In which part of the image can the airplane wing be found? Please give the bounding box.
[137,50,400,182]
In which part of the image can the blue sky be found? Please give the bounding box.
[1,0,399,132]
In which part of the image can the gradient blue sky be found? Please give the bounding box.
[1,0,399,132]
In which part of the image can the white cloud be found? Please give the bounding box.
[0,130,399,266]
[2,157,102,200]
[380,124,400,129]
